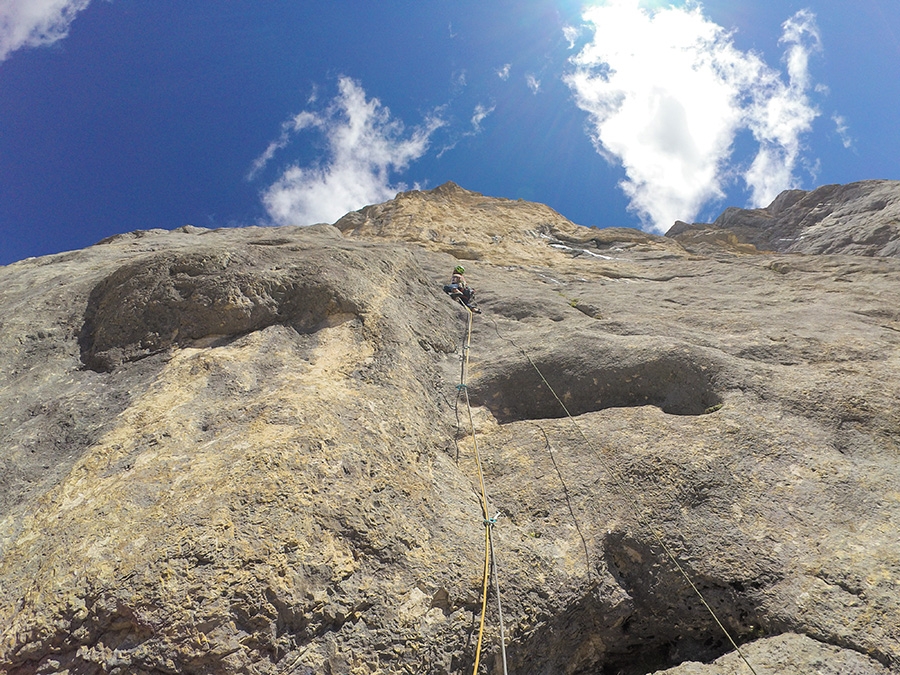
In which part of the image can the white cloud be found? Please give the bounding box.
[248,112,322,180]
[565,0,822,231]
[436,103,495,158]
[563,24,580,49]
[258,77,444,226]
[497,63,511,80]
[0,0,92,61]
[832,113,853,150]
[526,74,541,94]
[781,8,820,89]
[471,103,495,132]
[743,9,821,207]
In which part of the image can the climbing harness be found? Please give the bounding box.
[487,317,761,675]
[455,304,509,675]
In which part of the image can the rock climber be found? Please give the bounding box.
[443,265,481,313]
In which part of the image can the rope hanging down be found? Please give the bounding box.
[487,317,760,675]
[455,304,509,675]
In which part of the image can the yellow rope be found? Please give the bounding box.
[473,517,491,674]
[488,317,760,675]
[456,304,508,675]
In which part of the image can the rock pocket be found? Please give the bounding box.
[78,249,366,372]
[469,337,724,423]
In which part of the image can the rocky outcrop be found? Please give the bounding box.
[667,179,900,257]
[2,183,900,674]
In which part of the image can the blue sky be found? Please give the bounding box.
[2,0,899,266]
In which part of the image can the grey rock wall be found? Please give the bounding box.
[667,179,900,257]
[1,183,899,674]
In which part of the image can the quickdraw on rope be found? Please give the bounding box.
[455,304,509,675]
[487,316,760,675]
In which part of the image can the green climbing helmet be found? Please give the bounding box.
[454,265,465,274]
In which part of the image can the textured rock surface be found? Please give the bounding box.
[667,179,900,257]
[652,633,894,675]
[1,182,899,674]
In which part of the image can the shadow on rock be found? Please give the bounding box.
[470,339,725,423]
[78,249,367,372]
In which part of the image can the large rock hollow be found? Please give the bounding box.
[78,250,366,372]
[599,532,766,673]
[505,533,766,675]
[471,346,724,423]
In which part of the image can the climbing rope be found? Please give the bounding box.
[489,520,509,675]
[454,303,509,675]
[535,424,592,582]
[488,317,760,675]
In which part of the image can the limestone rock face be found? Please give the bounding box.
[667,179,900,257]
[2,183,900,675]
